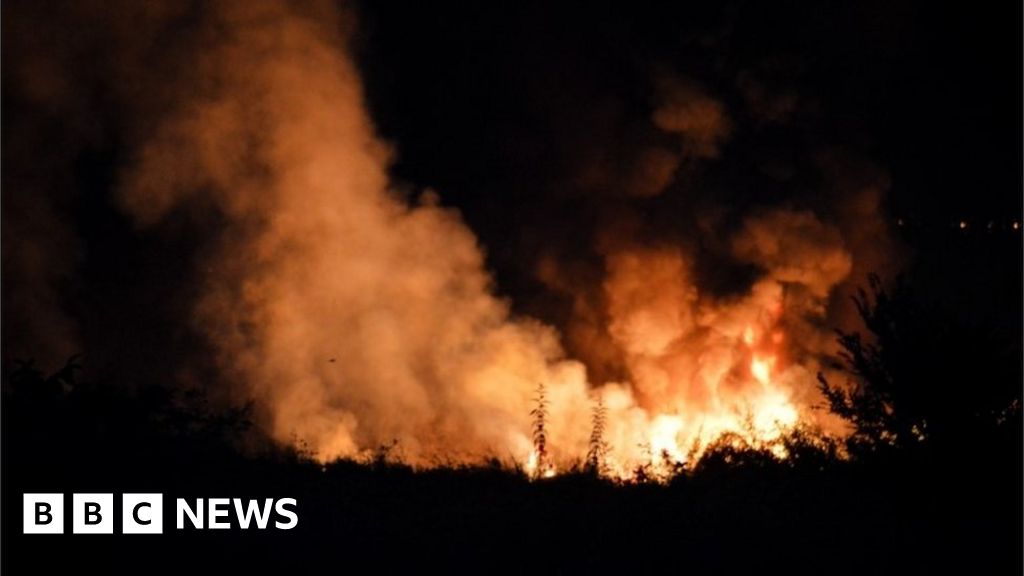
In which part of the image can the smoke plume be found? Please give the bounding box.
[3,0,901,476]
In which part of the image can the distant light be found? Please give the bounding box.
[958,220,968,230]
[1014,221,1021,231]
[896,218,904,227]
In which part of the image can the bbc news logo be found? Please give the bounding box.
[23,494,298,534]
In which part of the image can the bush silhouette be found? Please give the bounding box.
[819,274,1021,453]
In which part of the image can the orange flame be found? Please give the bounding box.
[103,0,867,481]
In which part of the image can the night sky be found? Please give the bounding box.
[356,1,1022,290]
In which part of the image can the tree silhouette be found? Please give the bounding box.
[818,274,1021,452]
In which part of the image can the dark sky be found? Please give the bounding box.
[357,1,1021,215]
[355,0,1022,317]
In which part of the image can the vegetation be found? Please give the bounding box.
[529,382,550,477]
[818,274,1021,455]
[585,397,609,475]
[2,277,1020,573]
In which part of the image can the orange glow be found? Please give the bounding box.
[526,450,556,479]
[742,325,756,346]
[750,355,774,385]
[103,0,873,483]
[649,415,686,464]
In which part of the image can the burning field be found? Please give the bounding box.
[2,1,1021,572]
[3,0,900,478]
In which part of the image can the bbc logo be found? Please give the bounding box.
[24,494,298,533]
[23,493,163,534]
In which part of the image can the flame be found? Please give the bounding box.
[525,450,556,479]
[512,268,831,483]
[577,260,832,482]
[90,0,873,482]
[750,355,774,385]
[649,415,686,464]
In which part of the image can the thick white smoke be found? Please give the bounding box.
[118,0,593,464]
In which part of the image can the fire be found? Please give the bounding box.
[750,355,774,385]
[516,261,835,483]
[90,0,875,482]
[649,415,686,465]
[526,450,556,478]
[513,301,810,483]
[555,279,816,482]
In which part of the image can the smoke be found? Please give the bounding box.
[732,209,852,300]
[106,0,596,462]
[652,76,732,161]
[583,210,857,469]
[0,183,81,364]
[3,1,901,474]
[530,66,901,470]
